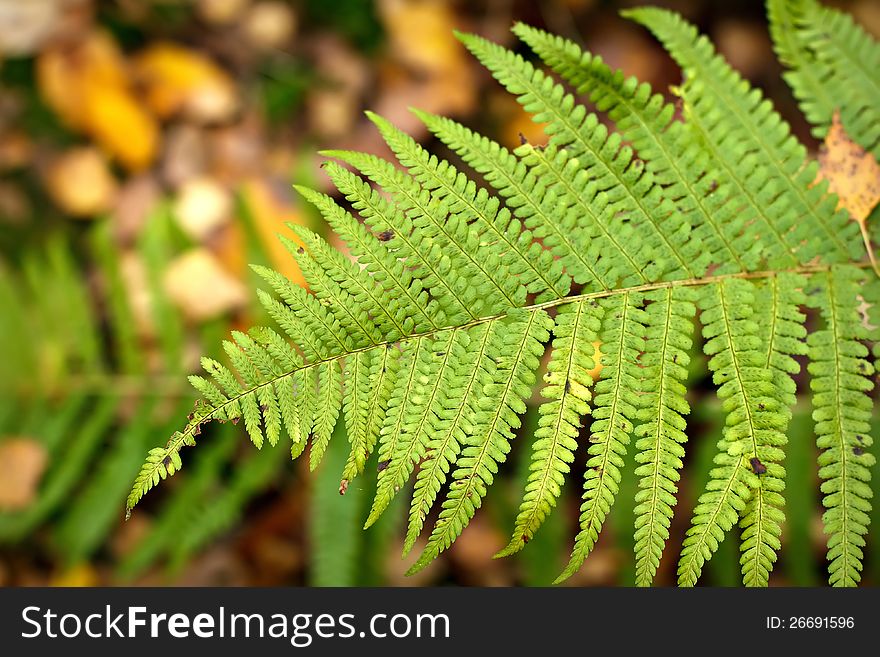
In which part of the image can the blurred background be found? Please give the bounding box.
[0,0,878,587]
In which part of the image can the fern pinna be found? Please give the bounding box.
[128,1,880,586]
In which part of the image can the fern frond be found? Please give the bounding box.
[556,292,646,582]
[324,149,525,314]
[625,6,861,266]
[366,332,458,527]
[513,23,758,274]
[808,265,875,586]
[633,286,696,586]
[408,310,551,573]
[403,326,489,554]
[498,300,601,557]
[414,109,606,289]
[738,273,807,586]
[366,111,570,302]
[768,0,880,153]
[457,30,702,281]
[129,10,879,586]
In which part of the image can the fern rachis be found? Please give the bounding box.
[128,2,880,586]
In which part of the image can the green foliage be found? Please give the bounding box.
[131,2,879,585]
[768,0,880,155]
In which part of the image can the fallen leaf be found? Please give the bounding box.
[45,146,117,217]
[0,438,48,511]
[378,0,465,75]
[817,110,880,224]
[163,248,248,321]
[196,0,249,25]
[0,0,62,57]
[173,176,233,241]
[86,83,160,171]
[134,42,238,124]
[376,0,476,118]
[51,563,99,587]
[816,110,880,273]
[243,1,297,50]
[37,30,159,170]
[36,29,129,130]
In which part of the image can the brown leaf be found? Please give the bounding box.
[0,438,48,511]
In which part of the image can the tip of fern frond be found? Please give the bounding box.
[618,6,664,24]
[493,540,524,559]
[404,557,431,577]
[317,149,349,160]
[550,573,570,586]
[452,29,477,46]
[362,510,381,530]
[291,183,314,198]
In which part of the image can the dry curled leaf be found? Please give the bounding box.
[0,438,48,511]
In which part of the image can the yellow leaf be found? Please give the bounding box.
[0,438,48,511]
[817,110,880,223]
[36,30,128,130]
[134,42,238,123]
[36,30,159,171]
[379,0,464,75]
[83,81,160,171]
[816,110,880,274]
